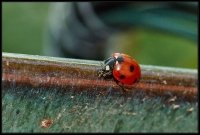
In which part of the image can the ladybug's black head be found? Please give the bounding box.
[103,55,124,71]
[103,57,115,71]
[115,55,124,63]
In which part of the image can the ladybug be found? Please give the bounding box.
[99,53,141,89]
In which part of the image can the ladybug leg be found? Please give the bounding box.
[101,71,113,79]
[98,59,114,78]
[118,84,126,93]
[98,62,107,77]
[98,68,113,78]
[114,81,131,94]
[119,84,129,94]
[98,62,104,77]
[113,79,128,94]
[98,70,103,77]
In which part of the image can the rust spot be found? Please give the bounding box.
[6,61,9,66]
[172,104,180,110]
[168,96,177,103]
[187,107,194,113]
[41,119,53,128]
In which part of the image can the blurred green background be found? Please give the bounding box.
[2,2,49,55]
[2,2,198,69]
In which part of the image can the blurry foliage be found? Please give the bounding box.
[2,2,197,68]
[108,28,197,68]
[2,2,49,55]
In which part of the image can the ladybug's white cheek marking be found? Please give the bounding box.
[116,63,120,71]
[106,65,110,71]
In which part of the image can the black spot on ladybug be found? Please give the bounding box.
[116,56,124,63]
[119,75,126,80]
[130,65,134,72]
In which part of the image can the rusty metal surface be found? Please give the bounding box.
[2,52,198,101]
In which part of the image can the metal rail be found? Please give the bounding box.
[2,52,198,101]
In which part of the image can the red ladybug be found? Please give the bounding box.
[100,53,141,87]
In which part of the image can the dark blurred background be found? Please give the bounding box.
[2,2,198,69]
